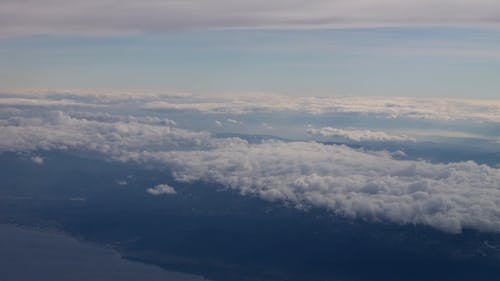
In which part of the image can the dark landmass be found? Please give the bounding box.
[1,150,500,281]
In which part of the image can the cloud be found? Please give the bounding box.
[1,89,500,233]
[213,119,242,127]
[69,112,177,127]
[4,89,500,124]
[0,88,191,104]
[307,126,415,142]
[31,156,44,165]
[0,110,213,154]
[226,118,242,125]
[142,94,500,124]
[144,140,500,234]
[1,0,500,37]
[0,98,102,108]
[147,184,177,195]
[391,150,408,159]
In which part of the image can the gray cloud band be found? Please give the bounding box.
[1,0,500,36]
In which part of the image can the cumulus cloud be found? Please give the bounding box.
[31,156,44,165]
[147,184,177,195]
[142,140,500,233]
[0,110,213,154]
[391,150,408,159]
[1,0,500,36]
[307,126,415,142]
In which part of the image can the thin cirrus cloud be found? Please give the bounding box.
[1,0,500,36]
[1,90,500,233]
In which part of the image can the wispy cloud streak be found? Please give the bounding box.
[1,0,500,36]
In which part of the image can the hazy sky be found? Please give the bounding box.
[1,0,499,98]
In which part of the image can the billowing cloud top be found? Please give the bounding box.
[1,0,500,36]
[1,89,500,233]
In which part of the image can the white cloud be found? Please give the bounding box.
[307,126,415,142]
[143,140,500,234]
[31,156,44,165]
[147,184,177,195]
[1,90,500,233]
[1,0,500,37]
[142,94,500,124]
[0,110,213,154]
[226,118,242,125]
[391,150,408,159]
[69,112,177,127]
[4,89,500,124]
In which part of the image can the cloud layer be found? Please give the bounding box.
[4,89,497,123]
[1,0,500,36]
[1,90,500,233]
[0,110,212,154]
[307,126,415,142]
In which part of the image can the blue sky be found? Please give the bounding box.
[2,28,500,98]
[1,0,500,98]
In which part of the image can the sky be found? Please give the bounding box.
[1,0,500,98]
